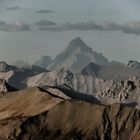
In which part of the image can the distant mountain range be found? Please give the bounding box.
[1,37,140,91]
[13,37,125,73]
[29,37,110,72]
[81,61,140,81]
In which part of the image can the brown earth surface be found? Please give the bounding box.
[0,87,139,140]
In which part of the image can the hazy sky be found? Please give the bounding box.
[0,0,140,64]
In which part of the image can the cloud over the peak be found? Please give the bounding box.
[38,21,102,31]
[122,21,140,35]
[103,21,140,35]
[0,21,31,32]
[37,20,140,35]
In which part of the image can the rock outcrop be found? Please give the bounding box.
[0,61,16,72]
[0,79,16,93]
[127,60,140,69]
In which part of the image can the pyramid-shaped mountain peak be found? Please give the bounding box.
[69,37,85,45]
[48,37,109,72]
[66,37,93,53]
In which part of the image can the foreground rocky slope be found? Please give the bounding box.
[0,81,138,140]
[0,86,63,139]
[9,101,140,140]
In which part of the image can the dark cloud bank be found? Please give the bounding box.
[36,9,54,14]
[37,20,140,35]
[35,20,57,26]
[0,19,140,35]
[6,6,20,11]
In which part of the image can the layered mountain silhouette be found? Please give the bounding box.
[13,60,30,68]
[48,37,109,72]
[34,55,52,69]
[81,61,140,81]
[0,61,16,72]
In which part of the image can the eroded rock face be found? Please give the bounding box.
[0,79,16,93]
[95,77,140,107]
[9,101,140,140]
[27,69,140,108]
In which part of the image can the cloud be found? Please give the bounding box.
[0,21,31,32]
[35,20,57,26]
[36,9,54,14]
[101,22,123,31]
[38,21,103,31]
[6,6,20,11]
[103,21,140,35]
[37,20,140,35]
[122,21,140,35]
[101,21,140,36]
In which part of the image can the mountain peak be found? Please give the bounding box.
[127,60,140,69]
[66,37,93,54]
[34,55,52,69]
[48,38,109,72]
[70,37,85,44]
[68,37,86,47]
